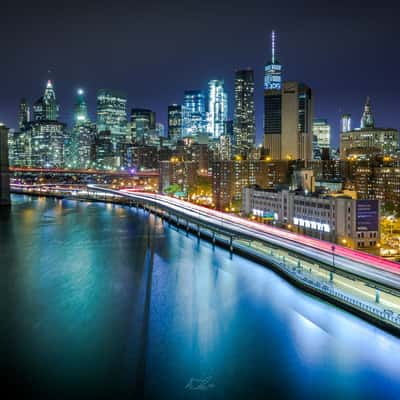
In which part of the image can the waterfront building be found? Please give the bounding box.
[96,90,128,153]
[243,186,380,250]
[10,130,31,167]
[0,123,10,205]
[94,130,115,169]
[167,104,182,143]
[340,98,399,160]
[182,90,207,138]
[207,80,228,139]
[159,159,198,194]
[69,89,96,168]
[212,160,289,210]
[28,120,66,167]
[233,69,255,156]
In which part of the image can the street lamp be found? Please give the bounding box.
[330,245,335,282]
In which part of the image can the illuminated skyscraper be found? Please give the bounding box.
[168,104,182,143]
[264,31,282,90]
[264,82,313,161]
[33,80,59,121]
[130,108,156,145]
[312,119,331,160]
[24,80,66,167]
[207,80,228,139]
[19,98,30,130]
[264,31,283,158]
[182,90,207,138]
[70,89,96,168]
[233,69,255,156]
[74,89,88,124]
[341,114,352,133]
[29,120,66,167]
[360,97,375,129]
[96,90,128,151]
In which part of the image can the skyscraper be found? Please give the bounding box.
[263,32,313,161]
[264,82,313,161]
[341,114,352,133]
[19,98,30,130]
[130,108,156,145]
[264,31,283,159]
[264,31,282,90]
[281,82,313,161]
[207,80,228,139]
[360,97,375,129]
[168,104,182,143]
[24,81,66,167]
[33,80,59,121]
[74,89,89,124]
[182,90,207,138]
[312,119,331,160]
[233,69,255,156]
[96,90,128,151]
[70,89,96,168]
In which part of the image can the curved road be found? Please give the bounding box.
[89,186,400,293]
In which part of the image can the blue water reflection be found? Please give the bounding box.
[1,195,400,399]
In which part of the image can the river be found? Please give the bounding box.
[1,195,400,399]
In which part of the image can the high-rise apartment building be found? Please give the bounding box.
[233,69,255,156]
[207,80,228,139]
[167,104,182,143]
[182,90,207,138]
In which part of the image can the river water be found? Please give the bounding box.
[1,195,400,399]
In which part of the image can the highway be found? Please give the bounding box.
[88,186,400,294]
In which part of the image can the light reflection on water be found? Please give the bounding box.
[1,195,400,399]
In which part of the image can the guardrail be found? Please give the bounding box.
[12,185,400,334]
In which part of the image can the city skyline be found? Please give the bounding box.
[1,0,400,147]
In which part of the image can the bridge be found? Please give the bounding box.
[10,167,159,177]
[87,184,400,334]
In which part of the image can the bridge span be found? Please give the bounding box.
[88,184,400,334]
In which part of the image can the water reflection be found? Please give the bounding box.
[1,195,400,399]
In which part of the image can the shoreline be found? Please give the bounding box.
[11,188,400,338]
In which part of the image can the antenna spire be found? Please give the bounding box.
[271,30,276,64]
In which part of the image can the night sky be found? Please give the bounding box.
[1,0,399,146]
